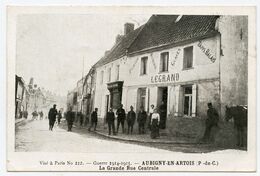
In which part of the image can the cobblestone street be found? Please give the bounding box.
[15,119,171,153]
[15,119,239,153]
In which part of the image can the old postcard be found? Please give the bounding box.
[7,6,256,172]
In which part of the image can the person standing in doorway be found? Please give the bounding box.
[159,101,167,129]
[150,108,160,139]
[48,104,57,131]
[116,104,126,134]
[66,107,74,131]
[89,108,98,131]
[106,108,116,135]
[127,106,136,135]
[202,103,219,142]
[137,106,147,134]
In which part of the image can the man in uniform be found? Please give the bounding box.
[89,108,98,131]
[127,106,136,135]
[202,103,219,142]
[106,108,116,135]
[66,107,74,131]
[137,106,147,134]
[48,104,57,131]
[116,104,126,133]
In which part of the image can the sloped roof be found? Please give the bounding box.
[128,15,220,54]
[95,26,143,67]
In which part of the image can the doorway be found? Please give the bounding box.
[158,87,168,129]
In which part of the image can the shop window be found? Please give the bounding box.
[107,68,111,82]
[140,57,148,75]
[100,71,104,84]
[116,65,120,81]
[160,52,169,72]
[183,46,193,69]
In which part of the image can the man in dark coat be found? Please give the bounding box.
[106,108,116,135]
[78,112,83,126]
[127,106,136,135]
[202,103,219,142]
[66,107,74,131]
[88,108,98,131]
[159,101,167,129]
[116,104,126,133]
[57,110,62,124]
[48,104,57,131]
[137,106,147,134]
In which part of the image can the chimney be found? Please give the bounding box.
[115,34,123,43]
[124,23,134,35]
[104,50,110,56]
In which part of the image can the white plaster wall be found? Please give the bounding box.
[125,36,219,87]
[218,16,248,116]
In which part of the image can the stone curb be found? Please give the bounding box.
[15,118,34,126]
[92,130,198,145]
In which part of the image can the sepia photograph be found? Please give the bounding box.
[6,6,256,172]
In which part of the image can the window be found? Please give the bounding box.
[160,52,169,72]
[116,65,120,81]
[138,88,146,111]
[183,46,193,69]
[100,71,104,84]
[107,68,111,82]
[183,86,192,116]
[140,57,148,75]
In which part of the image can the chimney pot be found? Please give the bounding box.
[124,23,134,35]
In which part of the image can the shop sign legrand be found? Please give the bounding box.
[151,73,179,83]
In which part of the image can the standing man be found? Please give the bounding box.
[148,104,155,130]
[202,103,219,142]
[89,108,98,131]
[137,106,147,134]
[116,104,126,134]
[66,107,74,131]
[159,101,167,129]
[78,112,84,126]
[127,106,136,135]
[106,108,116,135]
[48,104,57,131]
[39,111,44,120]
[57,110,62,124]
[23,110,28,119]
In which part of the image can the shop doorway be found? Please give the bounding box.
[158,87,168,129]
[183,86,192,117]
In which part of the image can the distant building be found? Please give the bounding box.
[15,75,25,118]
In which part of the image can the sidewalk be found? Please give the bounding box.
[15,117,33,126]
[76,122,198,145]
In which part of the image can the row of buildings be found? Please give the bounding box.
[68,15,248,127]
[15,76,65,119]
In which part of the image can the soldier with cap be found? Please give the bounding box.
[48,104,57,131]
[106,108,116,135]
[202,102,219,142]
[89,108,98,131]
[137,106,147,134]
[66,106,74,131]
[127,106,136,135]
[116,104,126,133]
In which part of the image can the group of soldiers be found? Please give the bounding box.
[58,102,219,143]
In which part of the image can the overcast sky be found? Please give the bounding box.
[16,14,151,96]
